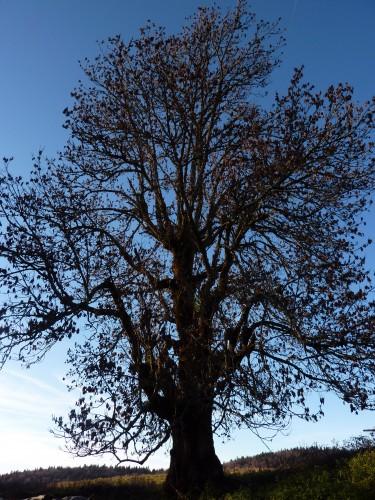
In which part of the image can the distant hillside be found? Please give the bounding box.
[0,464,157,499]
[0,439,374,499]
[224,445,355,472]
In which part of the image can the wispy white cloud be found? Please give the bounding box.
[0,367,74,421]
[0,425,118,473]
[5,367,69,397]
[0,364,168,473]
[0,366,78,473]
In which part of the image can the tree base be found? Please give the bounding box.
[164,407,224,498]
[165,458,224,499]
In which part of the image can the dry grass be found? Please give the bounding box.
[52,472,166,489]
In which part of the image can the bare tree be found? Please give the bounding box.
[0,1,374,495]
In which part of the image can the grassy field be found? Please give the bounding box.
[45,449,375,499]
[49,473,166,499]
[1,445,375,498]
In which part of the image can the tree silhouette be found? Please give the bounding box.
[0,1,374,496]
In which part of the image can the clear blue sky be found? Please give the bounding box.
[0,0,374,473]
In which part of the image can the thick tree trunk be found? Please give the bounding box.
[165,403,224,497]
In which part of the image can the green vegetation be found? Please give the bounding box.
[223,450,375,500]
[49,473,166,499]
[44,452,375,499]
[0,464,160,499]
[1,442,375,499]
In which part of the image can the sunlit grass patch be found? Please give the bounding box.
[49,472,166,499]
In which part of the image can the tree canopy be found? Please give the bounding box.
[0,1,374,495]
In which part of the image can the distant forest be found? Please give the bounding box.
[1,439,373,499]
[0,463,159,498]
[225,445,356,472]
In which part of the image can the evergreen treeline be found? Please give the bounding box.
[0,463,156,498]
[1,440,374,499]
[225,445,354,472]
[224,437,374,473]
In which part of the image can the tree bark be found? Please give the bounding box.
[165,402,224,497]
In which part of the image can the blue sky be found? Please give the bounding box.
[0,0,374,473]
